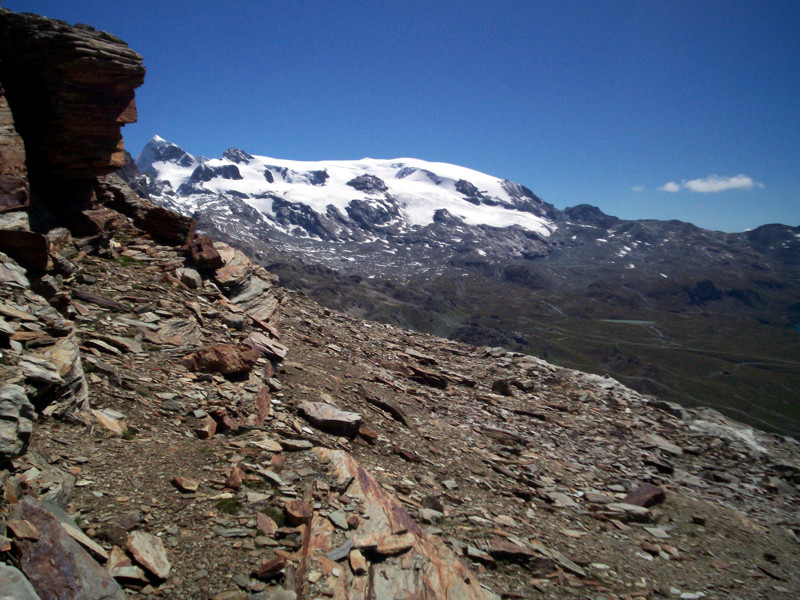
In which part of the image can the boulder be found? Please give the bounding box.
[181,343,260,375]
[297,402,362,437]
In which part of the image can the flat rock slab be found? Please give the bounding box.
[13,497,125,600]
[313,448,500,600]
[298,402,362,437]
[126,530,171,579]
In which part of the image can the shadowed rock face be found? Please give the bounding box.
[0,9,145,207]
[0,84,29,212]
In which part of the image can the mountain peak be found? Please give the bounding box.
[135,135,196,176]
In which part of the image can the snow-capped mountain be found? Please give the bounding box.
[133,136,561,276]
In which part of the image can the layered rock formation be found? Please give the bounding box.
[0,8,144,218]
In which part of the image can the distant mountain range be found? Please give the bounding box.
[125,136,800,437]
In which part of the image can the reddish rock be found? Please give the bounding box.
[256,512,278,536]
[0,83,29,211]
[0,230,51,271]
[284,499,313,525]
[252,386,272,427]
[188,234,223,270]
[194,416,217,440]
[181,343,260,375]
[12,496,125,599]
[81,207,126,234]
[140,206,196,245]
[251,556,286,580]
[623,483,666,508]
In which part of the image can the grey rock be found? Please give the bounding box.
[0,563,42,600]
[177,266,202,289]
[297,401,361,437]
[0,383,34,461]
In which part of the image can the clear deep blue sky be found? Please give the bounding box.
[6,0,800,232]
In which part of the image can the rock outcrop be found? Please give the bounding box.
[0,8,144,217]
[0,83,29,211]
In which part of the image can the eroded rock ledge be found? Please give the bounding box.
[0,8,144,215]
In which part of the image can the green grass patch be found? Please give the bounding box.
[216,497,241,515]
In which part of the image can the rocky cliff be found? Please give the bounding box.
[0,8,144,225]
[0,8,799,600]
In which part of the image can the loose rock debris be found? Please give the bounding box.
[0,198,799,599]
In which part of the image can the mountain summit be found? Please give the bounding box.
[135,135,557,242]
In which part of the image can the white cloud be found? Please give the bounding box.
[657,174,763,193]
[658,181,681,193]
[684,174,760,193]
[632,185,645,192]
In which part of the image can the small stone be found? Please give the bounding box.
[106,545,147,581]
[194,415,217,439]
[297,402,362,437]
[279,438,313,451]
[623,483,666,508]
[256,513,278,537]
[326,539,355,561]
[177,267,202,289]
[328,510,349,530]
[6,519,40,540]
[284,499,313,525]
[419,508,443,524]
[126,530,171,579]
[644,525,670,539]
[226,466,244,490]
[172,475,200,492]
[349,548,367,575]
[251,556,286,580]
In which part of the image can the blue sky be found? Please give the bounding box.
[7,0,800,232]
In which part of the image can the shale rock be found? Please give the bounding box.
[12,497,125,600]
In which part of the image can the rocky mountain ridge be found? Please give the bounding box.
[128,139,800,438]
[0,7,799,600]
